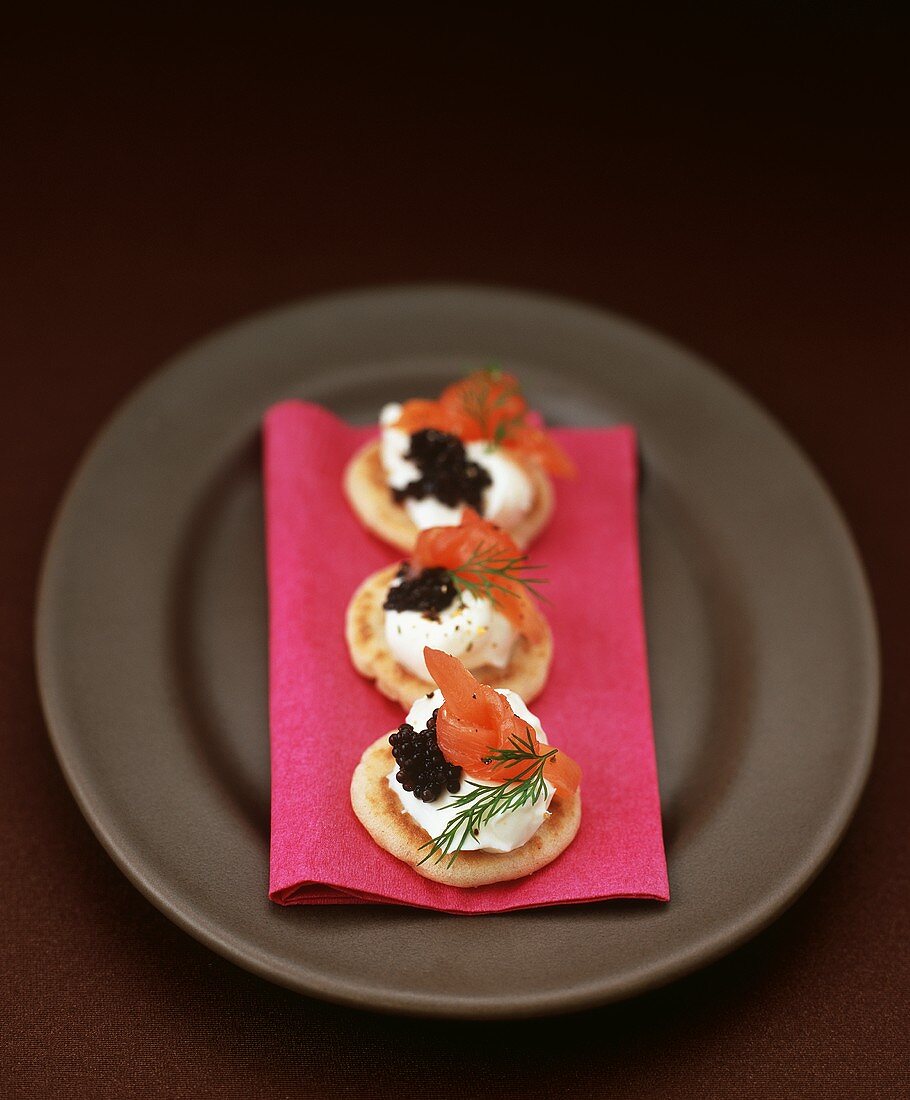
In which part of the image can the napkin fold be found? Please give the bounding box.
[264,401,668,913]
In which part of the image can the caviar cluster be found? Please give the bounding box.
[383,564,457,618]
[393,428,492,511]
[389,709,462,802]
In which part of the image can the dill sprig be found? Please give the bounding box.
[490,414,525,448]
[458,365,526,446]
[448,539,549,607]
[418,725,558,867]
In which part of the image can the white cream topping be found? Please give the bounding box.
[384,585,517,680]
[387,689,554,854]
[379,402,533,532]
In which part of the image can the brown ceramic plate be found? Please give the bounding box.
[35,286,879,1018]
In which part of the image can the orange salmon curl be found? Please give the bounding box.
[412,508,548,644]
[423,648,581,798]
[392,370,575,478]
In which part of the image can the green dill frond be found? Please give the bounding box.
[448,539,550,608]
[417,735,558,867]
[458,369,526,445]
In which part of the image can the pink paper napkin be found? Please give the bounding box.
[264,400,669,913]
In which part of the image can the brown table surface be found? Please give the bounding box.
[2,10,907,1098]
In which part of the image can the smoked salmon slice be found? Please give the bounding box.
[424,647,580,798]
[390,370,575,477]
[412,509,548,643]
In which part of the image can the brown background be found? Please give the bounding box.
[2,8,907,1098]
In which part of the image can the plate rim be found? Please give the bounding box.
[34,282,881,1018]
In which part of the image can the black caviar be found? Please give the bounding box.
[389,709,462,802]
[392,428,492,511]
[383,564,457,618]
